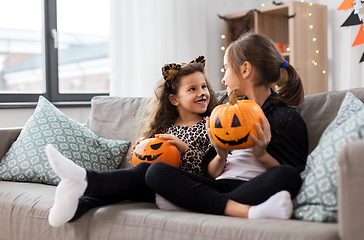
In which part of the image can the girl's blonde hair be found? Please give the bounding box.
[226,32,304,108]
[138,62,217,139]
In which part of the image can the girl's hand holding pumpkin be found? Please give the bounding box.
[206,117,229,178]
[251,116,279,168]
[205,117,229,159]
[155,134,189,154]
[130,138,145,155]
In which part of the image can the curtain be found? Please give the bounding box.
[109,0,212,97]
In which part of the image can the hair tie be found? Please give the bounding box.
[281,61,288,69]
[162,56,206,87]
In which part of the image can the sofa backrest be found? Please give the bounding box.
[87,96,145,168]
[87,88,364,168]
[87,91,227,169]
[298,87,364,154]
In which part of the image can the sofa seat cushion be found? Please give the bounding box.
[0,180,339,240]
[0,181,89,240]
[89,203,339,240]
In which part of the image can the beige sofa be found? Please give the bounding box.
[1,88,364,240]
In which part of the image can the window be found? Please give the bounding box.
[0,0,109,104]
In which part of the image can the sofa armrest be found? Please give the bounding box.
[338,139,364,240]
[0,128,22,160]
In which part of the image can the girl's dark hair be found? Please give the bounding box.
[138,62,217,139]
[226,32,304,108]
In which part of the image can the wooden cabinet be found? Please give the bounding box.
[223,1,327,95]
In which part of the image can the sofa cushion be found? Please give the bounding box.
[0,181,89,240]
[0,96,130,185]
[0,180,338,240]
[293,92,364,222]
[88,203,338,240]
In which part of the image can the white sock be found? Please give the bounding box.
[48,177,87,227]
[46,144,86,181]
[248,190,293,220]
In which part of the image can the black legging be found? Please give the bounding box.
[71,162,154,222]
[70,161,302,221]
[145,162,302,215]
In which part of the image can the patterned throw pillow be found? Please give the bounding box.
[300,92,364,180]
[321,92,364,137]
[293,92,364,222]
[0,96,130,185]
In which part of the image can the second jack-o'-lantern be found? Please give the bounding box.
[132,138,181,167]
[210,88,265,149]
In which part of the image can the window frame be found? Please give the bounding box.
[0,0,108,106]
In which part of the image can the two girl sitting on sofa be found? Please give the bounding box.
[46,32,308,227]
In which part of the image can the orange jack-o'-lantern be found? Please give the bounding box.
[132,138,181,167]
[210,88,265,149]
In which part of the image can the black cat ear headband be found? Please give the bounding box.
[162,56,206,87]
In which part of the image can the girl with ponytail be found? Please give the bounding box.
[225,31,304,108]
[146,32,309,220]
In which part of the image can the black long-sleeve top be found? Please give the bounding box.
[202,91,308,176]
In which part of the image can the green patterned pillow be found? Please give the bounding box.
[293,92,364,222]
[0,96,130,185]
[321,92,364,137]
[300,92,364,180]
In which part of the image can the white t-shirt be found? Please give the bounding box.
[215,148,266,181]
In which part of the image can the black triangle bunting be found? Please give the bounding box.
[341,10,363,27]
[360,51,364,63]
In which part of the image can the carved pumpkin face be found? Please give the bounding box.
[210,88,265,149]
[132,138,181,167]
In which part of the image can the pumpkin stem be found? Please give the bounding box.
[229,87,240,105]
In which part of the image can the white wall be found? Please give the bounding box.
[0,107,90,128]
[204,0,284,92]
[203,0,364,93]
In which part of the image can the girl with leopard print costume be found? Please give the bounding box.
[45,56,218,227]
[137,56,216,176]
